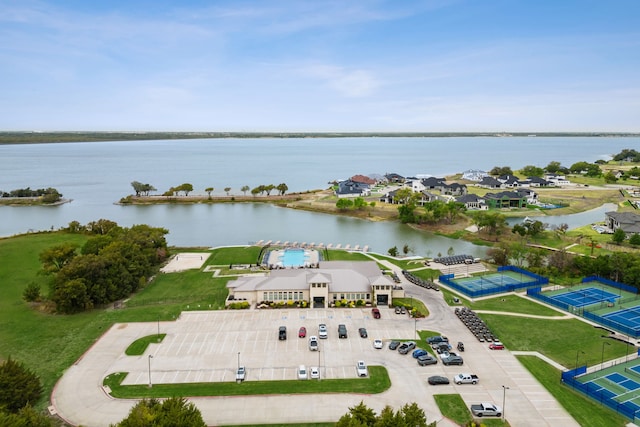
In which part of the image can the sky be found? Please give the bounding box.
[1,0,639,132]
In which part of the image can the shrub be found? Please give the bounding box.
[0,358,43,413]
[356,299,364,306]
[228,301,249,310]
[22,282,41,302]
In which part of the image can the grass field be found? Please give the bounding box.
[0,231,636,425]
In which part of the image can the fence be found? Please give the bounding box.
[561,363,640,422]
[582,275,638,295]
[439,266,548,298]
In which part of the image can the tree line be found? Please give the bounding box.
[0,187,62,203]
[131,181,289,197]
[32,220,169,314]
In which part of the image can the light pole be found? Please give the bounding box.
[414,318,417,340]
[601,341,611,370]
[157,316,160,340]
[501,385,509,420]
[148,355,153,387]
[237,352,240,371]
[318,346,321,381]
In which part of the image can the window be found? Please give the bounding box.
[263,292,267,300]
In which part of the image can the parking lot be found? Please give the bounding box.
[53,294,579,426]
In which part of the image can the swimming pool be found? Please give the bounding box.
[280,249,307,267]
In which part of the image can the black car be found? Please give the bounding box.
[359,327,368,338]
[426,335,448,345]
[457,341,465,352]
[388,340,400,350]
[398,341,416,354]
[428,375,450,385]
[417,354,438,366]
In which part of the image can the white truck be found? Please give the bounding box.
[454,373,479,385]
[235,366,246,382]
[470,403,502,417]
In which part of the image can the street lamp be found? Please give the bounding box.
[318,346,321,381]
[157,316,160,340]
[501,385,509,420]
[414,318,417,340]
[601,341,611,370]
[237,352,240,371]
[148,355,153,387]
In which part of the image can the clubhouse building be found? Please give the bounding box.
[226,261,403,308]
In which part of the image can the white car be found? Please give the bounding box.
[373,339,383,349]
[297,365,307,380]
[310,366,320,379]
[318,323,328,339]
[308,335,319,351]
[356,360,368,377]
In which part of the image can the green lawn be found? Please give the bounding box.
[479,314,629,368]
[517,356,628,427]
[125,334,167,356]
[105,366,391,398]
[466,294,564,316]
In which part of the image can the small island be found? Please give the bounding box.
[0,187,69,206]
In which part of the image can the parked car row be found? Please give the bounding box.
[433,254,476,266]
[401,270,440,291]
[455,307,500,343]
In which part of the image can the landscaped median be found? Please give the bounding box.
[103,366,391,399]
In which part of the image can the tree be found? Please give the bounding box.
[131,181,145,196]
[241,185,250,196]
[39,243,78,273]
[612,228,626,244]
[603,171,618,183]
[336,401,376,427]
[276,183,288,195]
[114,397,206,427]
[224,187,231,196]
[545,161,562,173]
[251,187,261,197]
[0,358,43,413]
[178,183,193,196]
[630,233,640,246]
[205,187,214,199]
[388,246,398,257]
[353,197,366,209]
[336,198,354,210]
[520,165,544,177]
[0,405,54,427]
[489,166,513,176]
[402,244,412,255]
[264,184,276,196]
[399,402,428,427]
[22,282,41,302]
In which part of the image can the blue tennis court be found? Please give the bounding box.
[603,307,640,332]
[550,287,620,308]
[454,274,524,290]
[605,373,640,391]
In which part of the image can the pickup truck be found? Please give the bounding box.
[454,373,479,384]
[470,403,502,417]
[235,366,246,382]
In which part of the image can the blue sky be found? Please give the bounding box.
[1,0,639,132]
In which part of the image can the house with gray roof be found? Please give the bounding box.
[456,194,487,210]
[226,261,401,308]
[478,176,503,189]
[605,212,640,236]
[484,191,527,208]
[335,179,371,198]
[384,173,405,183]
[462,169,489,181]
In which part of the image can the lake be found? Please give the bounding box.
[0,136,637,255]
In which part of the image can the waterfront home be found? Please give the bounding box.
[484,191,527,208]
[461,169,489,181]
[605,212,640,236]
[350,174,377,185]
[456,194,487,210]
[544,173,570,186]
[226,261,401,308]
[335,179,371,198]
[478,176,503,189]
[384,173,405,183]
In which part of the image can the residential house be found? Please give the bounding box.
[497,174,521,188]
[544,173,570,186]
[516,189,538,205]
[384,173,405,183]
[461,169,489,182]
[456,194,487,210]
[335,180,371,198]
[478,176,503,189]
[605,212,640,236]
[520,176,552,187]
[350,174,377,185]
[484,191,527,209]
[442,182,468,196]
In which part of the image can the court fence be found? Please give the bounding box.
[561,355,640,422]
[528,277,640,337]
[439,266,548,298]
[582,275,638,295]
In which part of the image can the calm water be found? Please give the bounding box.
[0,136,637,255]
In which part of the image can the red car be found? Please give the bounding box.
[298,327,306,338]
[489,341,505,350]
[371,308,381,319]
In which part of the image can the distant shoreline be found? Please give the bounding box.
[0,131,638,145]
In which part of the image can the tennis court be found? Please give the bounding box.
[549,287,620,308]
[603,307,640,333]
[454,272,528,291]
[576,360,640,419]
